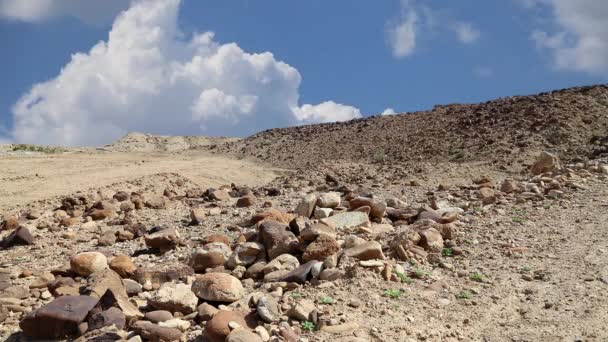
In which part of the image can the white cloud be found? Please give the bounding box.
[526,0,608,73]
[388,9,418,58]
[293,101,362,124]
[9,0,361,146]
[453,22,480,44]
[381,108,396,116]
[386,1,480,58]
[0,0,130,24]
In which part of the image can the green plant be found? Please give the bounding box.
[394,271,413,284]
[11,144,64,154]
[373,150,386,163]
[456,291,472,299]
[512,217,523,223]
[411,268,429,279]
[319,296,334,305]
[301,321,316,332]
[520,265,532,273]
[384,289,403,299]
[290,292,303,299]
[470,272,484,282]
[442,247,454,257]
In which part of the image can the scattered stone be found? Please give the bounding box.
[88,307,126,331]
[344,241,385,260]
[145,310,174,323]
[192,273,244,302]
[286,299,315,321]
[258,221,299,259]
[190,208,206,225]
[257,295,281,323]
[205,310,247,342]
[227,329,263,342]
[321,211,370,230]
[303,236,341,262]
[531,151,561,175]
[236,195,257,207]
[70,252,108,276]
[20,295,99,340]
[317,192,341,208]
[295,194,317,218]
[109,255,137,278]
[131,320,183,342]
[149,282,198,314]
[145,228,180,252]
[1,226,34,247]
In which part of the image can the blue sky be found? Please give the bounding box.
[0,0,606,145]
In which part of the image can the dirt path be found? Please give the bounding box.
[0,151,282,212]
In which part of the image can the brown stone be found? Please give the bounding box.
[302,236,340,262]
[191,273,244,302]
[204,310,247,342]
[236,195,257,207]
[109,255,137,278]
[258,221,299,259]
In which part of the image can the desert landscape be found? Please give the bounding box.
[1,85,608,342]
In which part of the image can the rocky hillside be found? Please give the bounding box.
[219,85,608,167]
[105,132,239,153]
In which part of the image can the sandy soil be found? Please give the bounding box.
[0,151,282,212]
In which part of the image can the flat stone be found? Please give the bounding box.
[145,310,174,323]
[131,320,182,341]
[149,282,198,314]
[344,241,385,260]
[20,295,99,340]
[258,221,299,260]
[321,212,370,230]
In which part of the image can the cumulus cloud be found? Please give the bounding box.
[0,0,130,24]
[526,0,608,73]
[386,1,480,58]
[381,108,397,116]
[293,101,362,124]
[10,0,361,146]
[453,22,480,44]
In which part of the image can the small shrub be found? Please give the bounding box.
[394,271,413,284]
[411,268,429,279]
[456,291,472,299]
[301,321,316,332]
[373,150,386,163]
[384,289,403,299]
[290,292,303,299]
[470,272,484,282]
[442,248,454,257]
[319,296,334,305]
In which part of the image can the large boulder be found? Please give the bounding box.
[295,194,317,218]
[204,310,247,342]
[531,151,561,175]
[189,242,232,272]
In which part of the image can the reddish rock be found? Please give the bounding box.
[109,255,137,278]
[204,310,247,342]
[236,195,257,207]
[302,236,340,262]
[258,221,299,259]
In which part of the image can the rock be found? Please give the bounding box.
[158,318,190,332]
[286,299,315,321]
[254,326,270,341]
[303,236,341,262]
[344,241,384,260]
[210,189,231,201]
[317,192,341,208]
[97,230,117,246]
[202,233,232,246]
[281,261,319,284]
[314,207,333,219]
[109,255,137,278]
[20,295,99,340]
[86,269,143,320]
[279,326,300,342]
[189,242,232,272]
[113,191,130,202]
[244,262,267,280]
[149,282,198,314]
[145,228,180,252]
[419,228,444,253]
[321,212,370,230]
[70,252,108,276]
[1,226,34,247]
[479,188,496,204]
[124,279,143,296]
[226,242,264,269]
[418,210,441,222]
[501,180,518,193]
[300,222,337,242]
[531,151,561,175]
[192,273,244,302]
[133,263,194,285]
[257,295,280,323]
[258,221,299,259]
[252,209,295,226]
[263,254,300,275]
[197,302,218,321]
[88,307,126,330]
[145,197,167,209]
[145,310,173,323]
[131,320,182,342]
[1,215,19,231]
[204,310,247,342]
[190,208,206,225]
[237,195,257,207]
[349,197,386,221]
[227,329,263,342]
[295,194,317,218]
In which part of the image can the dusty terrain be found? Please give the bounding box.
[0,85,607,342]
